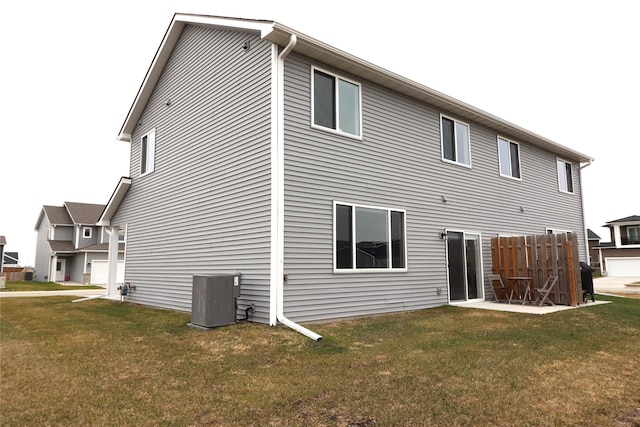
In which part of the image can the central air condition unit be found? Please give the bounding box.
[189,273,241,329]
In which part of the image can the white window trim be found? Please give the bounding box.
[497,136,522,180]
[140,128,156,176]
[546,228,570,235]
[440,114,472,168]
[444,229,485,304]
[556,158,574,194]
[311,66,363,140]
[333,201,408,273]
[82,227,92,238]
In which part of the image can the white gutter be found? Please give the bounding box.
[580,159,593,170]
[579,159,593,263]
[271,34,322,341]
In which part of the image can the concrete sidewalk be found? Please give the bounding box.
[0,289,106,298]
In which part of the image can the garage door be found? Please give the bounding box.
[91,260,125,284]
[606,258,640,277]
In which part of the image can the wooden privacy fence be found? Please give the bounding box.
[0,267,32,282]
[491,233,582,306]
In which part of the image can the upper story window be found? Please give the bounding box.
[312,67,361,138]
[140,129,156,176]
[622,225,640,245]
[441,115,471,166]
[334,202,407,271]
[82,227,92,238]
[556,158,573,193]
[498,137,521,179]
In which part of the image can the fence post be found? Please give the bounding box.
[566,240,577,307]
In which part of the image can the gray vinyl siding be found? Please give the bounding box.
[76,226,98,249]
[68,253,85,283]
[111,25,273,322]
[282,53,587,323]
[34,217,51,281]
[53,225,73,241]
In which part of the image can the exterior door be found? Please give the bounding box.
[447,231,483,302]
[55,259,66,282]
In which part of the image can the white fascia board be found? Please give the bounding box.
[117,14,274,141]
[97,177,132,226]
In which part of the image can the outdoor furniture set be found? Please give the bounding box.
[488,274,558,306]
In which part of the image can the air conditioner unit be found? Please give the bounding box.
[189,274,241,329]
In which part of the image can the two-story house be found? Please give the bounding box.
[34,202,125,284]
[98,14,592,338]
[597,215,640,277]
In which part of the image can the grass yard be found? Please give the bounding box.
[1,296,639,426]
[0,281,103,292]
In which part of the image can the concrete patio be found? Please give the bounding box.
[460,276,640,315]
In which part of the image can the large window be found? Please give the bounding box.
[335,202,406,271]
[498,137,521,179]
[141,129,156,176]
[441,115,471,166]
[312,68,361,137]
[623,225,640,245]
[557,158,573,193]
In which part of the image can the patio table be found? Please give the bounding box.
[508,277,533,305]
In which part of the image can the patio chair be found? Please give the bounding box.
[488,274,511,303]
[532,275,558,306]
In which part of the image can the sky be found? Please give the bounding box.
[1,0,638,266]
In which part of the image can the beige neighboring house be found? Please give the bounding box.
[597,215,640,277]
[34,202,125,284]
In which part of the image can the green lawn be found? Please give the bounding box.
[0,281,103,292]
[1,295,639,426]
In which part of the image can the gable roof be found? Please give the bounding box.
[42,205,73,226]
[604,215,640,226]
[35,202,106,230]
[64,202,106,225]
[587,229,601,240]
[3,252,19,264]
[117,13,592,164]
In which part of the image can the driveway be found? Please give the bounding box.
[593,276,640,295]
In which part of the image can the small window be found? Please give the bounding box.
[498,137,521,179]
[312,68,361,137]
[546,228,569,235]
[441,115,471,166]
[83,227,92,238]
[557,158,573,193]
[141,129,156,175]
[334,202,406,271]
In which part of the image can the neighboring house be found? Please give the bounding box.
[98,14,593,336]
[587,229,601,269]
[34,202,125,284]
[597,215,640,277]
[3,251,19,267]
[0,235,6,273]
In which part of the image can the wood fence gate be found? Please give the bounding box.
[491,233,582,306]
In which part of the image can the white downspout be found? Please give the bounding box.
[271,34,322,341]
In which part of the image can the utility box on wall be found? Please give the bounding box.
[189,274,241,329]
